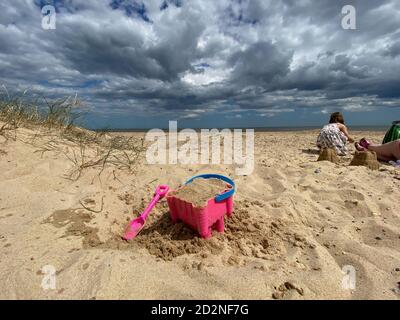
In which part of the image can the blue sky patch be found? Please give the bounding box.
[109,0,151,22]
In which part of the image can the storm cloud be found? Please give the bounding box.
[0,0,399,127]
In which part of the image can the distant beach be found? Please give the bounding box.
[94,125,389,133]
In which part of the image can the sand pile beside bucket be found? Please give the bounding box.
[170,178,230,207]
[349,150,380,170]
[317,148,339,163]
[130,200,312,264]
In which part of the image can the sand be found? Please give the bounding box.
[317,148,339,164]
[350,151,380,170]
[0,124,400,299]
[169,178,231,208]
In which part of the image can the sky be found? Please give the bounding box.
[0,0,400,129]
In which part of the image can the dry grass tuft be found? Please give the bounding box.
[0,89,145,180]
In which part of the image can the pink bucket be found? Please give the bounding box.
[166,174,235,238]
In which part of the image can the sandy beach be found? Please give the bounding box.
[0,124,399,300]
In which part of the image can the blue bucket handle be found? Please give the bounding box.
[184,174,235,202]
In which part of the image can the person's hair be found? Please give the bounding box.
[329,112,344,124]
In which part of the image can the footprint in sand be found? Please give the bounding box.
[338,189,365,201]
[358,221,400,251]
[257,167,287,194]
[272,281,305,299]
[337,189,374,217]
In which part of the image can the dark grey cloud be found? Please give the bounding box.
[229,41,293,87]
[0,0,399,124]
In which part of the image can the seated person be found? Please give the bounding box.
[317,112,354,156]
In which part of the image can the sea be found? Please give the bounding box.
[93,125,388,132]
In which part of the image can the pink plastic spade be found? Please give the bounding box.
[123,185,169,240]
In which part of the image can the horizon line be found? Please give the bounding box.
[89,124,389,132]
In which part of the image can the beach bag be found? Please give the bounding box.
[382,121,400,144]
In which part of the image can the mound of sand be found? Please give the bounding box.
[169,178,230,207]
[317,148,339,163]
[349,151,380,170]
[123,200,313,263]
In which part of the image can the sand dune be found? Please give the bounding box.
[0,125,399,299]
